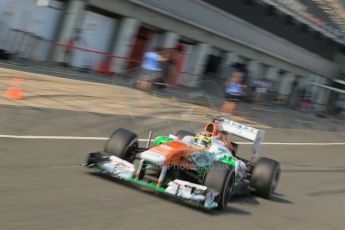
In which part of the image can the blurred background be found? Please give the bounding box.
[0,0,344,116]
[1,2,345,229]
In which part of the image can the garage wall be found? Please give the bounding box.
[0,0,63,60]
[145,32,162,52]
[88,0,339,78]
[70,11,117,69]
[129,0,339,78]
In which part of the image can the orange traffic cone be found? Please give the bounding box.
[3,78,24,100]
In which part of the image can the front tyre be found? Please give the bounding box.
[103,128,138,162]
[251,157,280,198]
[203,162,235,209]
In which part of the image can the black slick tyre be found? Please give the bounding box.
[251,157,280,198]
[203,161,235,209]
[103,128,138,162]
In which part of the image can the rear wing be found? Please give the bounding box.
[220,119,265,156]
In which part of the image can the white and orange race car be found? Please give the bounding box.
[85,115,280,210]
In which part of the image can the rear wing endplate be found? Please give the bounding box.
[220,119,265,156]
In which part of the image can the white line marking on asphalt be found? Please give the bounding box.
[0,135,108,140]
[1,134,345,145]
[295,119,314,124]
[252,107,280,113]
[258,142,345,146]
[50,165,81,169]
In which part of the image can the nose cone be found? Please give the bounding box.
[140,150,166,165]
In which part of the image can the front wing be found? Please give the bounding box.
[84,152,219,209]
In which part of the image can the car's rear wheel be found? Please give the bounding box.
[203,161,235,209]
[103,128,138,162]
[251,157,280,198]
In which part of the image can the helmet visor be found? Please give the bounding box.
[194,136,210,148]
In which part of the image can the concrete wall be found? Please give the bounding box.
[203,0,341,61]
[0,0,63,60]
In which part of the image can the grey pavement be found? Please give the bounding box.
[0,105,344,230]
[0,65,344,230]
[1,60,344,133]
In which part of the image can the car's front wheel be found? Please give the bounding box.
[203,161,235,209]
[103,128,138,162]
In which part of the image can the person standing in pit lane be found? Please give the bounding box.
[136,47,165,90]
[222,71,246,114]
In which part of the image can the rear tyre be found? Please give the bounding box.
[203,161,235,209]
[251,157,280,198]
[103,128,138,162]
[176,130,195,140]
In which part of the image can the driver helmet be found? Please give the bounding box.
[193,132,212,148]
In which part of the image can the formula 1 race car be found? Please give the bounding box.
[84,115,280,210]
